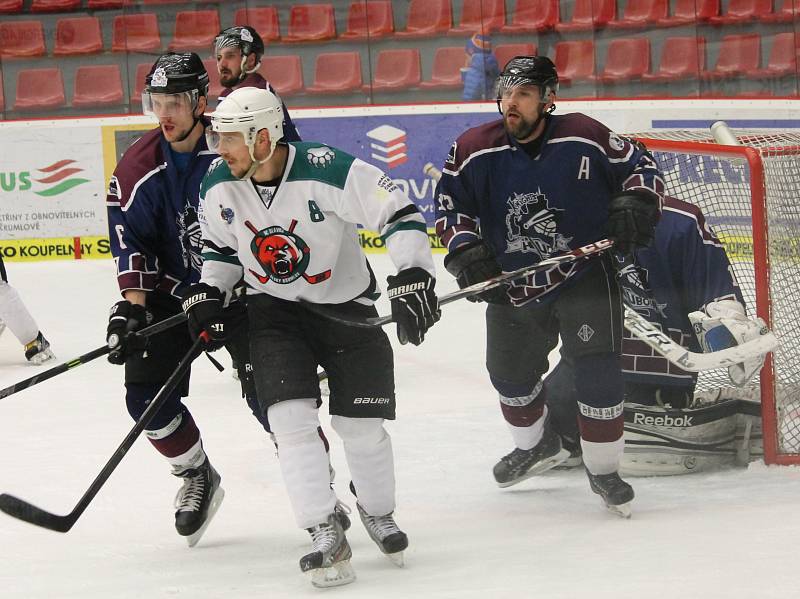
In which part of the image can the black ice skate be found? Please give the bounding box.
[300,512,355,588]
[24,332,55,365]
[357,503,408,567]
[586,468,634,519]
[553,434,583,470]
[493,425,570,487]
[174,458,225,547]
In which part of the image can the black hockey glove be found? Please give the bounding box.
[106,300,150,365]
[386,267,441,346]
[606,190,661,254]
[443,240,508,304]
[181,283,227,351]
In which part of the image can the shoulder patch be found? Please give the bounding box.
[286,142,355,190]
[200,157,238,199]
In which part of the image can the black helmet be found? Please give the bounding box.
[496,55,559,101]
[144,52,209,97]
[214,26,265,60]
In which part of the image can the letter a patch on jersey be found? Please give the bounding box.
[245,219,331,285]
[578,156,590,180]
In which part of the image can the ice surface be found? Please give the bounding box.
[0,256,798,599]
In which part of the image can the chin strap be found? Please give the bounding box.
[241,140,278,180]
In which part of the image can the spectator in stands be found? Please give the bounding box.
[214,25,300,141]
[461,33,500,101]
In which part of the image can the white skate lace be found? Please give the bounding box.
[362,512,399,540]
[309,522,338,553]
[174,471,205,512]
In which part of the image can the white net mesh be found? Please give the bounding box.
[629,130,800,460]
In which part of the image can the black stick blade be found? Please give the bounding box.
[0,493,75,533]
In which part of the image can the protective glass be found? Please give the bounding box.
[205,129,246,153]
[142,90,198,118]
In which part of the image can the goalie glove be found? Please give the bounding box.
[688,300,770,387]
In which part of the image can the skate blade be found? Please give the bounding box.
[386,551,404,568]
[30,349,56,366]
[309,560,356,588]
[496,447,571,488]
[186,487,225,548]
[603,500,632,519]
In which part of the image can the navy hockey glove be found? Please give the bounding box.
[106,300,149,365]
[443,241,508,304]
[606,190,661,254]
[181,283,227,351]
[386,267,440,346]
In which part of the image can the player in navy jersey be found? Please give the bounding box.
[545,190,767,475]
[213,26,300,141]
[435,56,666,517]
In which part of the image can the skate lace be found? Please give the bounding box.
[309,522,338,553]
[502,447,531,467]
[174,470,206,512]
[362,512,400,540]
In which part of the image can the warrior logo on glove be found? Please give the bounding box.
[245,219,331,285]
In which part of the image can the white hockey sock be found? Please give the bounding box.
[581,437,625,475]
[269,398,336,529]
[331,416,396,517]
[505,405,548,451]
[0,282,39,346]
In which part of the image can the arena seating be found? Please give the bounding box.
[260,55,304,97]
[168,10,220,51]
[72,64,124,108]
[30,0,79,12]
[367,48,421,91]
[642,36,705,82]
[607,0,669,29]
[14,67,65,111]
[449,0,506,35]
[0,0,23,13]
[54,16,103,56]
[201,58,224,100]
[307,52,363,94]
[761,0,798,23]
[340,1,394,40]
[746,33,797,78]
[0,21,45,58]
[597,37,651,82]
[395,0,452,38]
[284,4,336,43]
[112,13,161,53]
[234,7,281,42]
[420,46,466,89]
[701,34,761,79]
[555,0,615,32]
[554,39,596,84]
[656,0,719,25]
[709,0,773,24]
[501,0,559,33]
[495,43,538,71]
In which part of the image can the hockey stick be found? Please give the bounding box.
[301,239,615,328]
[0,312,187,401]
[0,336,205,533]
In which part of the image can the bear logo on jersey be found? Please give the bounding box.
[505,189,571,259]
[245,219,331,285]
[307,146,335,168]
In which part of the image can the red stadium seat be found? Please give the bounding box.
[745,33,798,78]
[597,37,651,82]
[201,58,224,101]
[284,4,336,42]
[554,40,596,84]
[420,46,467,89]
[234,7,281,42]
[73,65,124,108]
[307,52,362,94]
[30,0,80,11]
[761,0,798,23]
[642,36,705,82]
[501,0,559,32]
[0,21,45,58]
[259,55,304,96]
[168,10,220,51]
[14,68,65,111]
[0,76,5,111]
[495,44,538,71]
[709,0,772,23]
[112,14,161,53]
[54,17,103,56]
[143,0,185,4]
[87,0,129,8]
[0,0,23,13]
[702,34,761,79]
[366,48,421,91]
[130,62,152,105]
[555,0,615,31]
[607,0,668,28]
[449,0,506,34]
[395,0,451,38]
[340,1,394,40]
[656,0,719,25]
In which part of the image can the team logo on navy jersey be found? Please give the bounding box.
[505,189,571,259]
[177,206,202,273]
[245,219,331,285]
[616,260,667,319]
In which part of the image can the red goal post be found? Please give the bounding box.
[632,131,800,465]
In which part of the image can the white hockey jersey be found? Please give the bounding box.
[198,142,434,304]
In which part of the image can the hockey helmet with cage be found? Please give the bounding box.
[142,52,209,117]
[496,55,559,103]
[206,86,284,178]
[214,26,265,80]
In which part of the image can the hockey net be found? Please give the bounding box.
[632,130,800,465]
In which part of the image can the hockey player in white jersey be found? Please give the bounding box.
[181,87,440,587]
[0,255,54,365]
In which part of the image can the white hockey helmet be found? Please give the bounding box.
[206,86,284,177]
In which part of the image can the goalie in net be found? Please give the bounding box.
[545,179,767,476]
